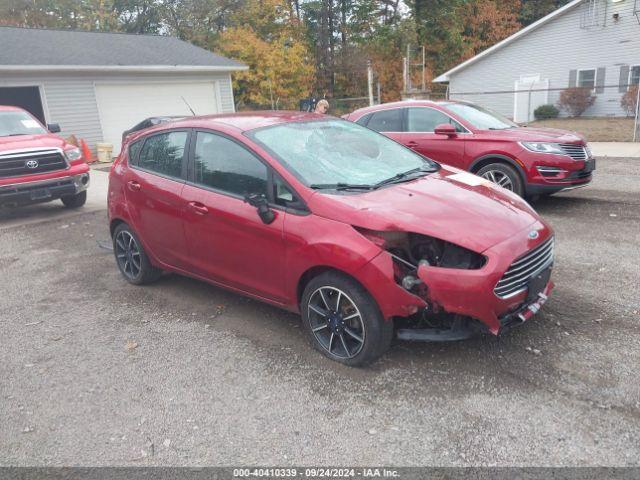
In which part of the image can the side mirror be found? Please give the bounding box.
[434,123,457,137]
[244,193,276,225]
[48,123,61,133]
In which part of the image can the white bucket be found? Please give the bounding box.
[96,143,114,163]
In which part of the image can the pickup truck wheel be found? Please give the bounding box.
[301,271,393,367]
[61,191,87,209]
[112,223,162,285]
[477,163,524,197]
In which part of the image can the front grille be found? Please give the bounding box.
[559,144,587,160]
[0,149,68,179]
[494,237,554,298]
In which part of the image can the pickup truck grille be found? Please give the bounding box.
[0,149,68,179]
[494,237,554,298]
[559,144,587,161]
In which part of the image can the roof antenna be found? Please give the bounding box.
[181,96,196,116]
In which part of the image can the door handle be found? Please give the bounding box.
[188,201,209,215]
[406,141,418,148]
[127,181,141,192]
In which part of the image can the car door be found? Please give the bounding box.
[181,130,287,302]
[123,129,191,269]
[395,107,467,168]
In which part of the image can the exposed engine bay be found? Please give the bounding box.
[355,227,489,340]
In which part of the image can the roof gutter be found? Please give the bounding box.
[0,65,248,72]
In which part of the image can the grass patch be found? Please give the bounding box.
[528,117,636,142]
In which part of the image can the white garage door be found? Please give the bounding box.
[95,81,220,154]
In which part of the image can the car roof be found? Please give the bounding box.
[158,110,327,133]
[349,99,469,117]
[0,105,25,112]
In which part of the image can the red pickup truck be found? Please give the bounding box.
[0,105,90,209]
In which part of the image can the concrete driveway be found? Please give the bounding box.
[0,159,638,466]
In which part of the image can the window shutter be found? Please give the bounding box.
[595,67,606,94]
[619,65,630,92]
[568,70,577,88]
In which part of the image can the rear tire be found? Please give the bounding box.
[112,223,162,285]
[301,271,393,367]
[477,163,524,197]
[61,190,87,209]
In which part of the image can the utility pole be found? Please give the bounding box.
[634,84,640,142]
[367,60,374,107]
[377,81,381,105]
[421,45,426,92]
[406,44,412,92]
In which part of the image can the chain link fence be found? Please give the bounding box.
[444,82,640,141]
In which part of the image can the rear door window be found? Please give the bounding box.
[366,109,403,132]
[407,108,466,133]
[137,131,188,179]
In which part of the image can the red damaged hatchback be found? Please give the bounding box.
[108,112,554,366]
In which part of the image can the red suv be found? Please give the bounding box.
[0,106,89,208]
[344,100,594,198]
[108,112,554,366]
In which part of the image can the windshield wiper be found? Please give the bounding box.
[7,133,28,136]
[310,183,375,191]
[374,166,434,188]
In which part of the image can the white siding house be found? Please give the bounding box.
[434,0,640,121]
[0,27,247,154]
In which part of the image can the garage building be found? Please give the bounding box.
[0,26,246,154]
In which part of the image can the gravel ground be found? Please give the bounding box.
[1,158,639,466]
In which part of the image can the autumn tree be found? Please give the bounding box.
[218,0,315,109]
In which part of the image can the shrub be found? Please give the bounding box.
[621,85,639,117]
[557,87,596,117]
[534,104,559,120]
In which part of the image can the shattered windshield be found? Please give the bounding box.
[248,119,437,189]
[0,111,47,137]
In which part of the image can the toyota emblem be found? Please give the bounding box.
[528,230,539,239]
[25,159,39,169]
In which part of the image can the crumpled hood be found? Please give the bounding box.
[0,134,67,153]
[308,167,543,253]
[483,126,585,143]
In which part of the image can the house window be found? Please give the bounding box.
[631,66,640,87]
[577,69,596,89]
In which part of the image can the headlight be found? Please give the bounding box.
[585,144,593,157]
[65,147,82,161]
[520,142,565,155]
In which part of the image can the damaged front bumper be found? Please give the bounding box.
[357,221,555,341]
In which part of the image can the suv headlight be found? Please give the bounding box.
[65,147,82,161]
[520,142,565,155]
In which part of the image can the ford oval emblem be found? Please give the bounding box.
[25,159,39,169]
[528,230,539,240]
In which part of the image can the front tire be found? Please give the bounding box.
[61,190,87,209]
[301,271,393,367]
[477,163,524,197]
[112,223,162,285]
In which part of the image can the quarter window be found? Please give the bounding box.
[406,108,465,133]
[577,69,596,89]
[367,109,403,132]
[355,112,373,126]
[137,131,187,178]
[193,132,268,196]
[128,140,143,166]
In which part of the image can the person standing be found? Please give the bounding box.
[314,99,329,114]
